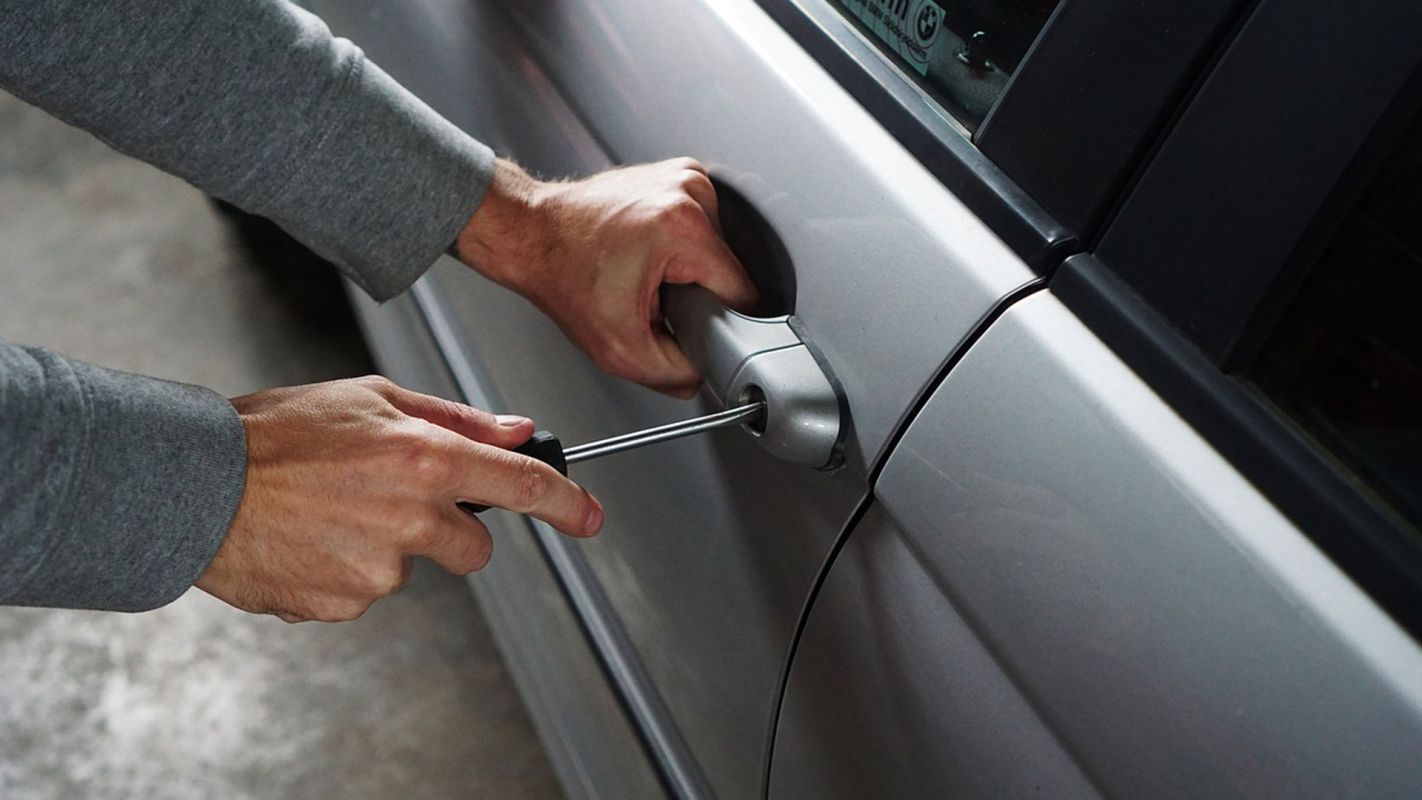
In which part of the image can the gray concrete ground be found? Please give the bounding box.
[0,93,562,799]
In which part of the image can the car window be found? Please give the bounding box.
[1250,108,1422,529]
[1052,1,1422,636]
[829,0,1061,131]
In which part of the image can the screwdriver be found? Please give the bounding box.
[460,401,766,514]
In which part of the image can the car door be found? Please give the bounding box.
[309,0,1050,793]
[771,0,1422,796]
[313,1,1041,795]
[307,0,1263,796]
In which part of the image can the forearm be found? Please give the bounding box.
[0,344,246,611]
[0,0,493,300]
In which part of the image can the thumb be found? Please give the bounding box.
[375,381,536,447]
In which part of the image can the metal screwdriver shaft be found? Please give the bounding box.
[563,402,765,464]
[460,402,766,515]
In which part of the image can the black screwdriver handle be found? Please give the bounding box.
[512,430,569,476]
[458,430,567,515]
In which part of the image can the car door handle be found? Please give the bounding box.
[663,284,845,469]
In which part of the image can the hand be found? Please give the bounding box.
[197,376,603,623]
[454,158,759,398]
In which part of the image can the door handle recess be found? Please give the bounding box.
[663,285,845,469]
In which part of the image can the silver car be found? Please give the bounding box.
[305,0,1422,797]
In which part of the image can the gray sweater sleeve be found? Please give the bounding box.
[0,345,248,611]
[0,0,496,610]
[1,0,496,300]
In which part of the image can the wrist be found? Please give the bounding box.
[454,159,555,291]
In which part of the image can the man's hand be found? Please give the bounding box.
[454,158,758,398]
[196,376,603,623]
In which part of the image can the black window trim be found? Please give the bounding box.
[976,0,1252,241]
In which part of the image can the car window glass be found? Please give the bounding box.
[829,0,1061,131]
[1250,108,1422,529]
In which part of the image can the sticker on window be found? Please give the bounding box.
[829,0,1061,131]
[836,0,946,77]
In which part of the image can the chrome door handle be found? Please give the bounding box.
[663,285,845,469]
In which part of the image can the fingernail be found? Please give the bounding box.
[496,414,530,427]
[583,499,604,536]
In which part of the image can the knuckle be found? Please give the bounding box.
[365,565,405,598]
[346,551,409,598]
[394,435,452,486]
[355,374,396,394]
[421,450,456,486]
[589,332,632,374]
[680,170,712,193]
[460,405,497,428]
[513,457,551,511]
[660,195,704,226]
[309,593,373,622]
[401,515,439,552]
[330,600,371,623]
[597,346,637,380]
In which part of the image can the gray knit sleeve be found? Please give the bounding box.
[0,344,247,611]
[0,0,498,609]
[0,0,495,300]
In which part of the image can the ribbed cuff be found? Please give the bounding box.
[8,359,247,612]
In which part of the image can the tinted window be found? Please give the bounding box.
[830,0,1060,131]
[1251,109,1422,528]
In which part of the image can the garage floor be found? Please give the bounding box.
[0,94,562,799]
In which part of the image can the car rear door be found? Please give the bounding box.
[771,0,1422,796]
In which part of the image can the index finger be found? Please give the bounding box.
[369,379,536,448]
[665,230,760,312]
[445,435,604,538]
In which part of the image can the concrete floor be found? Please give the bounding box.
[0,94,562,798]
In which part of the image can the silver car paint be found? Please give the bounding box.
[834,291,1422,797]
[771,504,1101,799]
[309,0,1038,796]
